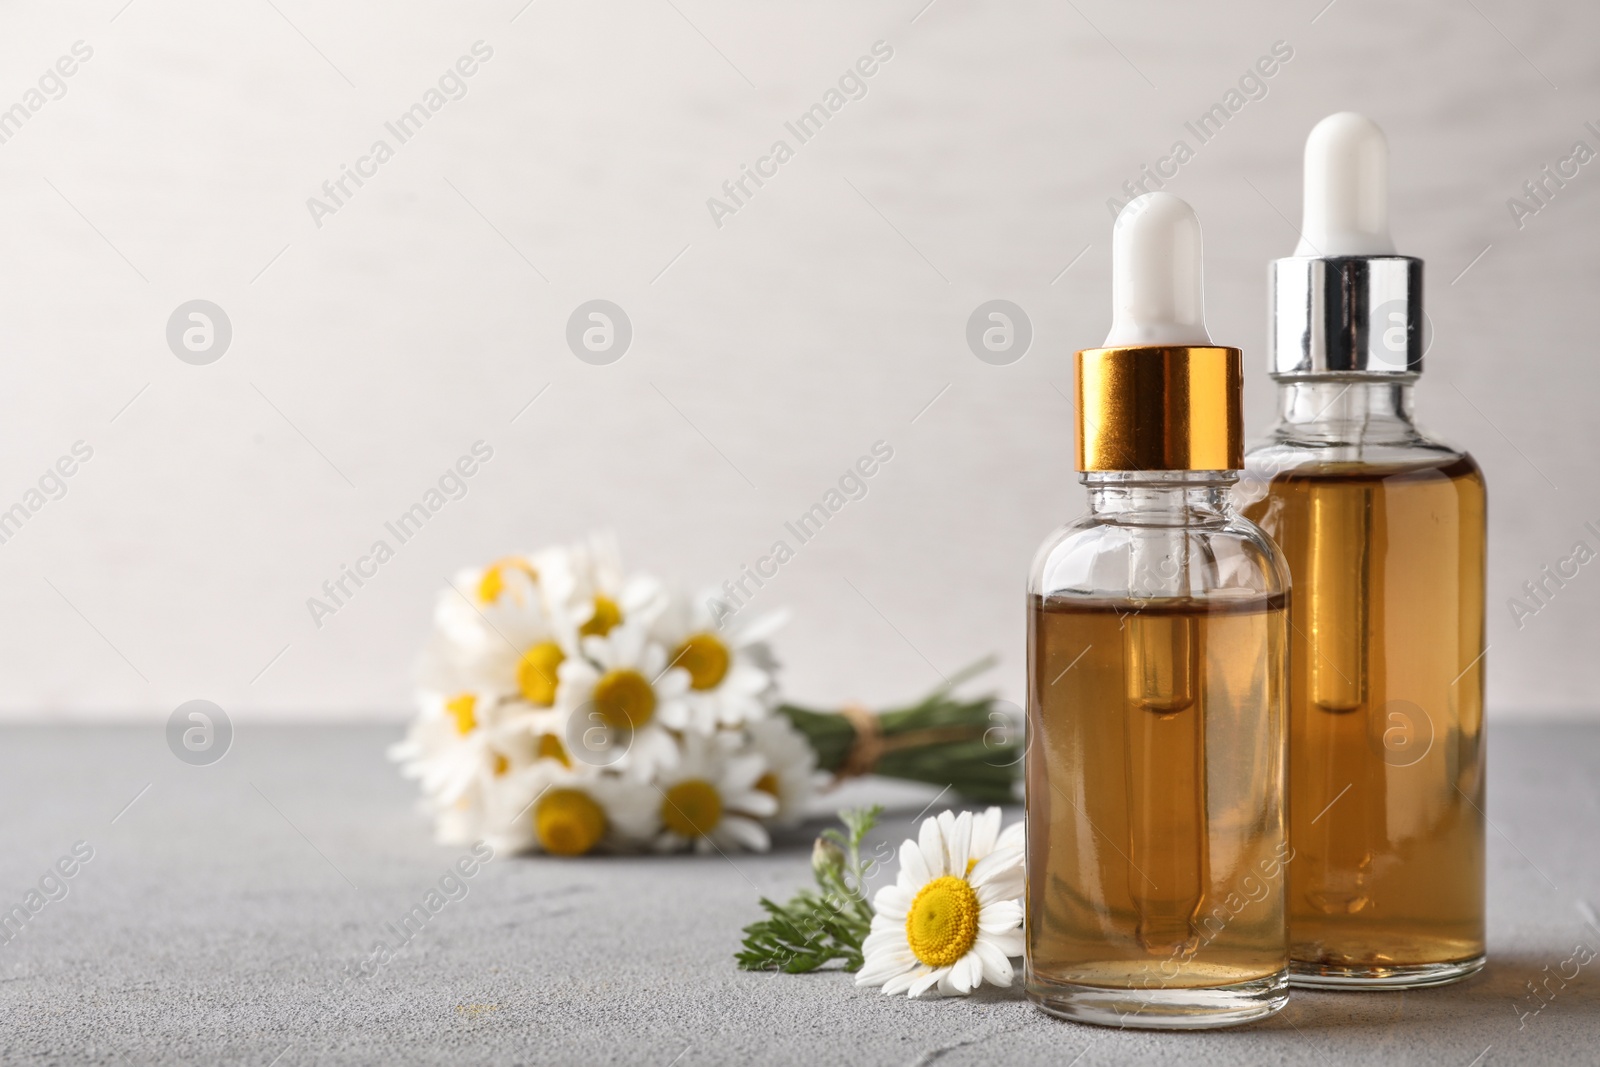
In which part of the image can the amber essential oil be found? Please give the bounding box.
[1244,456,1486,983]
[1026,595,1289,1024]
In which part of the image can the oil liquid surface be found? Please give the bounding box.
[1026,596,1288,992]
[1243,456,1486,971]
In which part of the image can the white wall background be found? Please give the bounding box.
[0,0,1594,721]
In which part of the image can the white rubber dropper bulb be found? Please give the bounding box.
[1103,192,1213,347]
[1295,112,1397,256]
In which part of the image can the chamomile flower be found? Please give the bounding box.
[400,537,1016,860]
[653,733,777,853]
[485,764,658,856]
[653,596,785,732]
[425,554,551,666]
[543,532,668,644]
[423,581,571,710]
[745,715,821,828]
[556,623,689,780]
[388,691,525,844]
[856,807,1025,998]
[459,554,543,615]
[493,701,577,770]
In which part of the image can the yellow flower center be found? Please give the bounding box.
[673,632,731,690]
[905,875,980,968]
[754,772,780,798]
[516,641,566,707]
[660,779,723,838]
[476,557,537,604]
[535,789,607,856]
[536,733,570,767]
[591,669,656,731]
[492,753,510,776]
[579,595,622,638]
[446,693,477,735]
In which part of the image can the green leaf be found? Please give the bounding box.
[735,807,882,974]
[775,658,1022,805]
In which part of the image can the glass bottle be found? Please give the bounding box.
[1025,193,1291,1029]
[1238,113,1486,988]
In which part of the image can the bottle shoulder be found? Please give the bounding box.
[1244,427,1483,484]
[1240,435,1484,511]
[1029,513,1290,600]
[1245,419,1475,469]
[1238,449,1486,545]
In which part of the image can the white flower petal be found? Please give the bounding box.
[655,700,693,730]
[858,947,916,978]
[882,969,922,997]
[728,789,778,818]
[652,831,688,853]
[869,888,904,922]
[856,954,913,987]
[970,807,1002,860]
[908,967,947,998]
[985,926,1024,958]
[935,810,956,851]
[899,837,930,887]
[873,884,912,921]
[968,845,1023,888]
[973,939,1014,986]
[943,955,971,994]
[862,928,908,955]
[716,815,770,852]
[721,662,770,695]
[866,915,902,940]
[953,953,983,993]
[946,811,972,876]
[919,815,947,879]
[604,624,641,667]
[655,667,691,697]
[997,820,1025,853]
[724,754,766,792]
[975,880,1021,912]
[977,899,1023,933]
[579,633,609,664]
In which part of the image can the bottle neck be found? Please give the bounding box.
[1081,471,1235,527]
[1272,378,1418,443]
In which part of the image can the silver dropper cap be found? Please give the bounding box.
[1270,255,1422,378]
[1269,113,1423,380]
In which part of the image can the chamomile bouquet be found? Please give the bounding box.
[391,534,1019,856]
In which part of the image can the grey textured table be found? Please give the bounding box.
[1,724,1594,1066]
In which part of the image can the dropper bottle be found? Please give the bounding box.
[1025,193,1291,1029]
[1240,113,1487,988]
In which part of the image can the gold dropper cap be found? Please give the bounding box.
[1074,345,1243,471]
[1076,193,1243,472]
